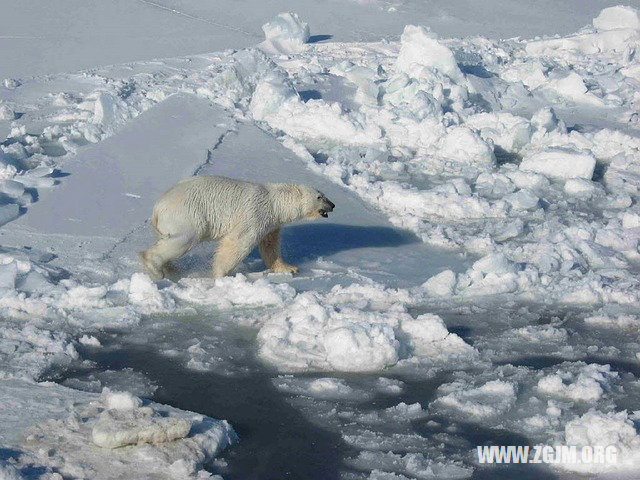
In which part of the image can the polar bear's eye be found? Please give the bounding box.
[317,195,322,199]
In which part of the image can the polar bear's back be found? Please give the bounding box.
[153,176,268,240]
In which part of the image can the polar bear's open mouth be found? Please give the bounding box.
[319,198,335,217]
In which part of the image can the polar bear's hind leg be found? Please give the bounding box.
[140,232,196,280]
[212,233,256,278]
[258,228,299,274]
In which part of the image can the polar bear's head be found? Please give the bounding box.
[300,186,335,219]
[267,183,335,223]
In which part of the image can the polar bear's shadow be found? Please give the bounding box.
[174,223,416,277]
[277,223,417,263]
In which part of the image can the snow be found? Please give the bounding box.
[2,1,640,478]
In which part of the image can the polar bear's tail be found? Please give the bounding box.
[151,208,162,237]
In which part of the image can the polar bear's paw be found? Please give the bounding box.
[271,260,299,275]
[139,251,164,281]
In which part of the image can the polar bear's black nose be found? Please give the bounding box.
[325,199,335,211]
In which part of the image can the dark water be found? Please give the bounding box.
[71,343,354,480]
[55,336,562,480]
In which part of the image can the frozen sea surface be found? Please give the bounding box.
[3,0,640,78]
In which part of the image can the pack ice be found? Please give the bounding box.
[1,3,640,479]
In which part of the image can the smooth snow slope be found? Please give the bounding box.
[9,94,231,238]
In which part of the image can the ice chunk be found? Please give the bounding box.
[0,180,25,198]
[520,147,596,180]
[400,314,476,358]
[622,212,640,229]
[0,204,19,227]
[0,461,23,480]
[0,261,18,289]
[585,311,640,329]
[58,284,108,310]
[262,12,310,54]
[104,389,143,410]
[323,322,399,372]
[384,402,426,420]
[273,376,364,400]
[465,112,532,153]
[128,272,175,313]
[504,189,539,210]
[564,178,598,196]
[93,92,117,125]
[249,71,382,147]
[563,409,640,473]
[472,253,515,275]
[0,104,16,120]
[3,79,19,89]
[22,385,236,478]
[542,72,605,105]
[0,162,17,181]
[422,270,456,297]
[526,26,638,55]
[92,391,188,450]
[79,335,101,347]
[249,73,298,120]
[376,377,404,395]
[537,363,617,402]
[258,292,400,372]
[437,126,496,167]
[169,275,295,309]
[501,61,547,89]
[350,451,472,480]
[308,378,354,398]
[434,380,516,418]
[92,407,192,448]
[531,107,565,134]
[593,6,640,31]
[16,270,51,294]
[395,25,464,83]
[324,282,413,311]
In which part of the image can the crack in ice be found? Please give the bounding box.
[136,0,260,38]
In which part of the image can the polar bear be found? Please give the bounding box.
[140,175,335,279]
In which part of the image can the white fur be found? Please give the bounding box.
[140,176,331,279]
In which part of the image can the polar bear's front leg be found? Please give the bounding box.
[258,228,299,274]
[212,233,256,278]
